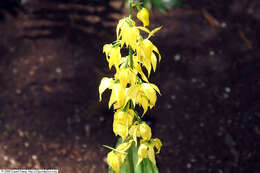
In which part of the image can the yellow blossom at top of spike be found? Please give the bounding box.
[137,8,150,26]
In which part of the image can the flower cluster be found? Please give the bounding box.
[99,7,162,173]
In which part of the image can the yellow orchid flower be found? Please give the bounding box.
[103,44,122,71]
[115,67,137,89]
[139,122,152,140]
[99,78,127,109]
[137,143,148,165]
[116,17,140,51]
[137,8,150,26]
[126,82,160,115]
[137,138,162,166]
[107,151,121,173]
[107,140,133,173]
[113,109,135,141]
[109,83,126,109]
[137,39,161,76]
[137,143,156,165]
[129,121,152,143]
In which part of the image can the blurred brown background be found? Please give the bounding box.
[0,0,259,173]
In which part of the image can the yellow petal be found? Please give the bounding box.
[107,151,121,173]
[113,122,128,141]
[142,39,153,60]
[139,122,152,141]
[103,44,112,61]
[151,53,157,72]
[114,109,134,128]
[142,57,152,77]
[118,68,128,89]
[108,86,117,108]
[137,26,150,34]
[135,64,149,82]
[141,83,157,107]
[148,26,162,39]
[127,109,135,127]
[116,140,133,152]
[137,144,148,165]
[150,83,161,95]
[129,121,139,144]
[148,146,156,165]
[126,85,139,106]
[117,18,126,40]
[140,96,149,116]
[137,8,150,26]
[99,77,113,101]
[109,46,121,70]
[152,44,161,62]
[153,138,162,154]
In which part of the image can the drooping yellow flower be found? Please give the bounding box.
[126,82,160,115]
[116,17,140,51]
[137,138,162,166]
[140,83,160,108]
[107,140,133,173]
[137,8,150,26]
[107,151,121,173]
[113,109,135,141]
[115,67,137,89]
[129,121,152,144]
[137,39,161,76]
[137,143,148,165]
[99,78,127,109]
[103,44,122,71]
[109,83,126,109]
[137,143,156,165]
[139,122,152,140]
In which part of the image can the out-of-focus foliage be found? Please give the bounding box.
[132,0,187,12]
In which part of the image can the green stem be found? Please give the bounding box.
[129,0,133,18]
[129,0,134,69]
[103,145,127,154]
[129,47,134,68]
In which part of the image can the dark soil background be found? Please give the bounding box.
[0,0,259,173]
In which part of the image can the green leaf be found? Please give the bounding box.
[109,167,116,173]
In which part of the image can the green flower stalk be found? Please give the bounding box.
[99,1,163,172]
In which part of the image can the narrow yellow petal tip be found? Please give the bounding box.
[137,8,150,27]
